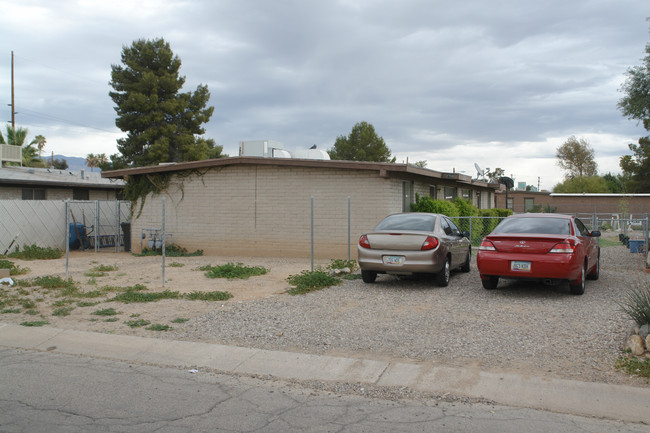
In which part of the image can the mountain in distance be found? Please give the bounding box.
[47,155,99,173]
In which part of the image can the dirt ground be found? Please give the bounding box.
[1,251,321,334]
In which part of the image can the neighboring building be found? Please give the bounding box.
[495,190,650,215]
[0,166,125,201]
[103,157,500,258]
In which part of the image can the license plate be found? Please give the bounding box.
[511,261,531,272]
[383,255,405,265]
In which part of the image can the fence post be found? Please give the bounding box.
[348,196,351,261]
[162,197,166,287]
[65,200,70,278]
[94,200,99,253]
[311,196,314,272]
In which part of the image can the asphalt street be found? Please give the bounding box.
[0,348,648,433]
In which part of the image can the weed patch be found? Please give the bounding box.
[92,308,119,316]
[134,244,203,257]
[8,245,62,260]
[125,319,150,328]
[287,270,341,295]
[20,320,48,327]
[200,262,269,279]
[104,317,119,322]
[146,324,171,331]
[171,318,189,323]
[327,259,358,271]
[168,262,184,268]
[77,301,100,307]
[52,307,74,317]
[184,291,233,301]
[111,290,180,303]
[616,356,650,379]
[1,308,21,314]
[0,259,29,276]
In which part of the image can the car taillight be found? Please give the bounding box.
[478,240,496,251]
[421,236,439,250]
[549,242,575,253]
[359,234,371,249]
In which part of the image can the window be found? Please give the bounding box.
[22,188,46,200]
[476,191,482,209]
[445,217,461,236]
[574,218,589,236]
[443,186,457,201]
[524,198,534,212]
[461,189,470,199]
[429,185,437,199]
[507,198,513,210]
[440,217,452,235]
[73,189,89,200]
[402,181,413,212]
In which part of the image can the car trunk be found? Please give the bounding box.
[366,232,430,251]
[486,234,570,254]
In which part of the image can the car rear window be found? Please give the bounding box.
[375,214,436,232]
[492,217,571,235]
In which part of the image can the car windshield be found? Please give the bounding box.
[375,214,436,232]
[492,217,571,235]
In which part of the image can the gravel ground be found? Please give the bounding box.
[170,245,650,387]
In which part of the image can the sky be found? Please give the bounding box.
[0,0,648,190]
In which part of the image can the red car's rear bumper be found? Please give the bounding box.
[476,251,583,282]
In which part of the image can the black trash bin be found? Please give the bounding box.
[121,222,132,252]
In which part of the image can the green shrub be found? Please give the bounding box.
[52,307,74,317]
[200,263,269,279]
[8,244,62,260]
[171,317,189,323]
[20,320,48,327]
[124,319,150,328]
[327,259,357,271]
[92,308,119,316]
[287,270,341,295]
[411,194,459,216]
[618,285,650,326]
[452,197,478,217]
[146,324,171,331]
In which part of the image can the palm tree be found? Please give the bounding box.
[31,135,47,158]
[85,153,99,171]
[1,125,42,166]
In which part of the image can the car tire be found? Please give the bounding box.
[586,250,600,281]
[460,250,471,273]
[435,258,450,287]
[569,265,585,295]
[361,270,377,283]
[481,276,498,290]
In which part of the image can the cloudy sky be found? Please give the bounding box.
[1,1,648,190]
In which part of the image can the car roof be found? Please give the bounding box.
[506,213,573,219]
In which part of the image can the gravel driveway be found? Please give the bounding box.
[171,245,650,387]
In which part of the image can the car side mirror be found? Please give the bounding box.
[590,230,601,237]
[461,231,470,238]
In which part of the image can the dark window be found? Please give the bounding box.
[443,187,457,200]
[493,217,571,235]
[22,188,46,200]
[375,214,436,232]
[73,189,89,200]
[574,218,589,236]
[440,217,453,235]
[446,217,461,236]
[429,186,437,199]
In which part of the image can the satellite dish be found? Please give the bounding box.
[498,176,514,189]
[474,163,482,177]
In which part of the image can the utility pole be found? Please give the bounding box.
[9,50,15,128]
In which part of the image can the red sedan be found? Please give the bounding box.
[476,214,601,295]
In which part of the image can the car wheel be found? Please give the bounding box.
[569,265,585,295]
[361,270,377,283]
[435,258,450,287]
[481,276,498,290]
[460,250,471,273]
[586,251,600,281]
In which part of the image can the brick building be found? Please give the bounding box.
[495,190,650,215]
[103,157,500,258]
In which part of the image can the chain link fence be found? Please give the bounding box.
[0,200,130,253]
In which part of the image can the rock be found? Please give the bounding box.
[640,324,650,338]
[626,335,646,356]
[626,324,640,339]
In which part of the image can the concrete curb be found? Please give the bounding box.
[1,323,648,424]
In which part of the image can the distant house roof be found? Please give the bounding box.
[102,156,500,190]
[0,166,125,189]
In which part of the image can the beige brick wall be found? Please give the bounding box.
[0,186,21,199]
[132,165,405,258]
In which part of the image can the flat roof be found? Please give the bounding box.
[0,166,125,189]
[102,156,500,189]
